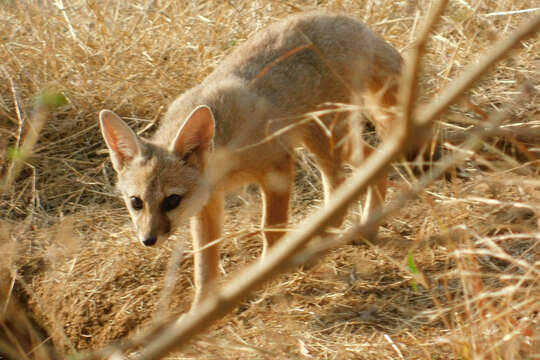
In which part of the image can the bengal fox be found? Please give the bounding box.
[99,12,402,306]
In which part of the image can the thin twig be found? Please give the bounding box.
[399,0,448,124]
[3,68,25,148]
[415,11,540,127]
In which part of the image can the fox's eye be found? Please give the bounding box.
[162,194,182,212]
[130,196,143,211]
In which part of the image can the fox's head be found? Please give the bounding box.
[99,106,215,246]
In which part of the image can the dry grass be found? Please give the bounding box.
[1,1,539,359]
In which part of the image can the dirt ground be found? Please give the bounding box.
[23,173,540,358]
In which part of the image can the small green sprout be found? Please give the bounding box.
[407,251,419,293]
[36,90,69,109]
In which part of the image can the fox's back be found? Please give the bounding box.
[156,12,401,149]
[213,12,399,108]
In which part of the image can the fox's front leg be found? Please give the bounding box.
[259,157,294,258]
[191,192,223,308]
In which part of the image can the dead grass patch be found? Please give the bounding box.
[1,1,538,359]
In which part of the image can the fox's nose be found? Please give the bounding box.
[142,236,157,246]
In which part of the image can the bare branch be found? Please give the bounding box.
[399,0,448,124]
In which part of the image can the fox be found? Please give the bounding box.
[99,12,402,307]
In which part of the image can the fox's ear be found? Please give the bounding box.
[99,110,141,172]
[171,105,215,165]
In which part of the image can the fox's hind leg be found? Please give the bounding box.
[358,59,401,242]
[358,145,388,242]
[302,119,349,230]
[303,110,388,241]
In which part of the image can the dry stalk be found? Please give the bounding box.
[0,106,47,193]
[399,0,448,124]
[415,11,540,127]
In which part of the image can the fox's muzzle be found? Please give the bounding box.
[138,214,171,247]
[142,236,158,246]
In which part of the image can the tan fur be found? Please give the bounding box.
[99,12,402,307]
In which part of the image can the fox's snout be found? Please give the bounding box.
[138,229,167,247]
[135,213,171,247]
[142,236,158,246]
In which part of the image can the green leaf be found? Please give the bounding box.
[407,251,418,273]
[37,90,69,108]
[408,251,418,292]
[7,146,24,161]
[67,352,85,360]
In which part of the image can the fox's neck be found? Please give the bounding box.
[151,85,204,147]
[155,78,269,151]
